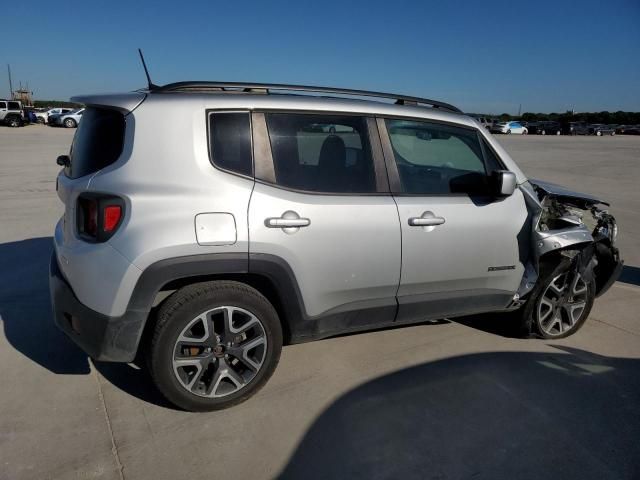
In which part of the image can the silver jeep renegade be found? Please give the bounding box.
[50,81,623,411]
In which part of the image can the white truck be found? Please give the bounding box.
[0,99,23,127]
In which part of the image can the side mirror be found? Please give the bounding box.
[491,170,517,197]
[56,155,70,167]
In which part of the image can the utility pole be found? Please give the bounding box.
[7,64,13,98]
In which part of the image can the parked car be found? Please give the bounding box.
[471,116,493,130]
[0,99,24,127]
[534,121,561,135]
[490,121,528,134]
[615,124,639,135]
[35,107,73,124]
[51,108,84,128]
[23,108,38,124]
[563,121,590,135]
[617,125,640,135]
[50,81,622,411]
[589,124,616,136]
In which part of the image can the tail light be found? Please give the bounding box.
[77,194,125,242]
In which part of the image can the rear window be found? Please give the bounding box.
[66,108,125,179]
[208,112,253,177]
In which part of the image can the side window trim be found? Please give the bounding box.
[206,110,254,179]
[253,110,390,196]
[377,115,492,196]
[478,133,506,172]
[252,112,275,184]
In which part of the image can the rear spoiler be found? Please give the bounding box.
[70,92,146,114]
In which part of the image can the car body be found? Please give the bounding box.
[0,99,24,127]
[50,82,623,411]
[528,121,561,135]
[35,107,73,124]
[51,108,84,128]
[589,124,616,136]
[617,125,640,135]
[490,121,528,134]
[563,121,590,135]
[615,124,639,135]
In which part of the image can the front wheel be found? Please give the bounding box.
[36,117,45,124]
[506,129,511,134]
[517,258,595,339]
[64,118,77,128]
[148,281,283,411]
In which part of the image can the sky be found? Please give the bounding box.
[1,0,639,114]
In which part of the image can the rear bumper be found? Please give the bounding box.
[49,253,146,362]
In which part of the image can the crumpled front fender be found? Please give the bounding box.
[534,226,593,259]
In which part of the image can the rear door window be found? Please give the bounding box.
[385,119,490,195]
[264,113,376,193]
[8,102,20,110]
[67,108,125,179]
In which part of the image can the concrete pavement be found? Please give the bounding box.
[0,126,638,479]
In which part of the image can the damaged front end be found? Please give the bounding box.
[515,179,623,304]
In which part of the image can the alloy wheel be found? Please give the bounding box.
[537,271,588,337]
[172,306,267,398]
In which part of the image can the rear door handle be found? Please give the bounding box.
[265,210,310,229]
[408,211,446,227]
[408,217,445,226]
[265,218,310,228]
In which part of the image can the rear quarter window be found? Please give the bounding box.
[66,108,125,179]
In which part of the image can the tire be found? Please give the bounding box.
[64,118,77,128]
[6,116,21,128]
[36,117,45,124]
[596,131,602,136]
[541,130,546,135]
[522,129,528,135]
[506,129,511,134]
[516,257,595,339]
[556,130,561,135]
[148,281,283,411]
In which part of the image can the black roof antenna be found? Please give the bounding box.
[138,48,158,90]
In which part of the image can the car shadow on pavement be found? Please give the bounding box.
[451,312,523,338]
[0,237,181,408]
[619,265,640,286]
[278,347,640,480]
[0,237,90,374]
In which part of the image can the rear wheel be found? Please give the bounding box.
[64,118,77,128]
[148,281,283,411]
[506,129,511,134]
[36,117,45,124]
[541,130,546,135]
[6,116,21,128]
[596,131,602,136]
[517,258,595,339]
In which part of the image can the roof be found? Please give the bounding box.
[72,89,472,127]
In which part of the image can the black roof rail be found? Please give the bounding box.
[152,81,462,113]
